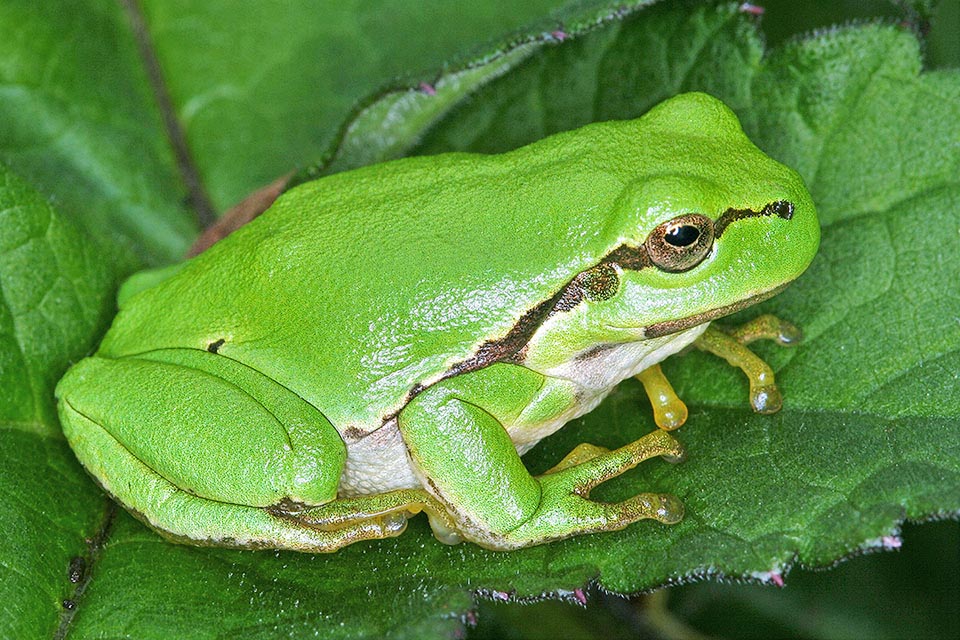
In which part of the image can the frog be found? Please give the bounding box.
[55,92,819,552]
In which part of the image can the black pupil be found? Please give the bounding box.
[664,224,700,247]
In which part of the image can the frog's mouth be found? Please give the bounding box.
[640,282,790,339]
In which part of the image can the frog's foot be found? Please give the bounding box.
[635,364,688,430]
[275,489,463,546]
[505,429,685,546]
[146,488,461,552]
[263,502,410,549]
[694,317,801,414]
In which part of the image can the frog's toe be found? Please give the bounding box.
[426,512,464,545]
[561,429,684,494]
[751,384,783,414]
[543,442,611,475]
[635,364,689,431]
[381,510,409,534]
[757,316,803,346]
[726,313,803,346]
[607,492,685,526]
[659,445,686,465]
[773,322,803,346]
[654,493,684,524]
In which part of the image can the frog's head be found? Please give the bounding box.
[523,93,820,372]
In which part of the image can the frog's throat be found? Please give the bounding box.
[641,282,790,339]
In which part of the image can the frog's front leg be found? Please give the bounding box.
[56,350,436,552]
[693,315,803,413]
[398,363,684,550]
[635,315,804,429]
[636,364,688,431]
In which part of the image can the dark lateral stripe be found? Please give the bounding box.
[432,286,569,384]
[408,200,796,409]
[398,287,568,409]
[642,283,789,338]
[601,244,650,270]
[714,200,794,238]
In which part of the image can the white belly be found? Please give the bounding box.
[338,323,709,494]
[338,417,421,496]
[510,324,710,453]
[540,324,709,391]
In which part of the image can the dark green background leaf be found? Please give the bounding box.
[137,0,640,209]
[0,1,957,638]
[0,1,196,268]
[0,163,116,638]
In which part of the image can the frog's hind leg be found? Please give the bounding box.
[274,489,463,546]
[61,400,415,551]
[399,363,686,550]
[57,351,438,552]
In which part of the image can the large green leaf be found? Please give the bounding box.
[0,163,116,638]
[0,1,956,638]
[469,520,960,639]
[0,0,196,268]
[137,0,624,210]
[664,520,960,640]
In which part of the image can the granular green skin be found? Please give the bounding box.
[97,93,817,433]
[56,93,819,551]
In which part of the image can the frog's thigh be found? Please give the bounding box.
[65,404,407,551]
[59,355,380,550]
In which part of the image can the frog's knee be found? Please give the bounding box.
[57,355,344,509]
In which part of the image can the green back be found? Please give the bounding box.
[98,95,767,430]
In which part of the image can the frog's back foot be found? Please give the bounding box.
[147,491,414,552]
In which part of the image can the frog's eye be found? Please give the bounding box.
[578,263,620,302]
[644,213,715,272]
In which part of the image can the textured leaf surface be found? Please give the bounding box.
[0,164,116,638]
[0,1,956,638]
[468,520,959,639]
[0,0,196,267]
[137,0,617,210]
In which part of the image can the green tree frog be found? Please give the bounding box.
[56,93,819,552]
